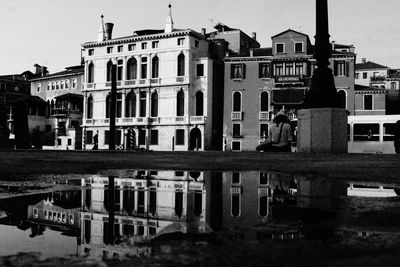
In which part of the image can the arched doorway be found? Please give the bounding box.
[189,127,202,150]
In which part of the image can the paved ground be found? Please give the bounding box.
[0,150,399,182]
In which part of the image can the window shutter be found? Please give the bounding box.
[242,64,246,79]
[231,64,235,79]
[345,61,350,77]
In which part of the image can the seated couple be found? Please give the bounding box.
[256,114,293,152]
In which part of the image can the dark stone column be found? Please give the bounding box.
[303,0,339,108]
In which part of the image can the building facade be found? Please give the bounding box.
[28,65,84,149]
[355,59,389,87]
[81,10,227,151]
[223,29,356,151]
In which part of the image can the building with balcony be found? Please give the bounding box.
[28,65,84,149]
[355,59,390,87]
[223,29,356,151]
[81,7,229,151]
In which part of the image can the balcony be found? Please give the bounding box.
[176,76,185,83]
[86,83,95,89]
[231,112,243,121]
[274,75,304,85]
[259,112,269,120]
[190,116,206,124]
[125,80,136,86]
[51,108,70,117]
[150,78,160,84]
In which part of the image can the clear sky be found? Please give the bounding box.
[1,0,399,74]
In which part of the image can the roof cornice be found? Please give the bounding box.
[30,71,83,82]
[82,30,204,48]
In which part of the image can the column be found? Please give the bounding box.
[137,56,142,80]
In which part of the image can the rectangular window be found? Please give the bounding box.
[194,40,199,48]
[138,129,146,145]
[231,141,241,151]
[104,130,109,145]
[275,43,284,54]
[295,63,304,75]
[260,124,268,138]
[150,130,158,145]
[294,42,303,53]
[141,57,147,79]
[177,38,185,46]
[128,44,136,51]
[259,63,270,78]
[117,60,123,81]
[57,139,62,146]
[86,130,93,144]
[353,123,379,141]
[140,91,146,117]
[176,129,185,145]
[285,63,293,75]
[196,64,204,76]
[390,82,396,90]
[141,42,147,50]
[107,47,113,54]
[383,123,396,141]
[175,171,184,176]
[231,64,246,79]
[232,172,240,184]
[232,124,241,138]
[88,49,94,56]
[152,41,159,49]
[67,139,72,146]
[334,60,347,76]
[275,63,283,76]
[117,45,123,52]
[363,72,367,79]
[355,73,359,79]
[363,94,373,110]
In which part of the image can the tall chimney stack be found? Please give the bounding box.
[362,58,366,64]
[252,32,257,40]
[201,28,206,36]
[104,23,114,40]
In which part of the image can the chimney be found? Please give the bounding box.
[362,58,366,64]
[331,40,335,50]
[104,23,114,40]
[201,28,206,36]
[252,32,257,40]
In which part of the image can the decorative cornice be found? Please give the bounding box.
[30,72,83,82]
[82,30,203,48]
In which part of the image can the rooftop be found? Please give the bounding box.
[356,61,389,70]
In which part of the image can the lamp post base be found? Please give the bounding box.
[297,108,348,153]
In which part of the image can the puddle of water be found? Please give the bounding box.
[0,170,400,266]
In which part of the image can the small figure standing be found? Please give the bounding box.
[394,120,400,154]
[93,131,98,150]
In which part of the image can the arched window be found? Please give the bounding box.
[106,61,113,82]
[338,90,346,109]
[195,91,204,116]
[152,56,159,78]
[176,89,184,116]
[260,91,269,112]
[87,96,93,119]
[125,92,136,117]
[105,94,111,118]
[231,194,240,217]
[151,91,158,117]
[259,195,268,217]
[233,92,242,112]
[88,62,94,83]
[126,58,137,80]
[177,54,185,76]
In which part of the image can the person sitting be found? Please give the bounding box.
[256,113,293,152]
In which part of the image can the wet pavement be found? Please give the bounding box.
[0,170,400,266]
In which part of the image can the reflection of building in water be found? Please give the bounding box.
[27,190,82,236]
[79,171,209,259]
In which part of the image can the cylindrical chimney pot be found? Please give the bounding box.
[362,58,366,63]
[252,32,257,40]
[104,23,114,40]
[201,28,206,36]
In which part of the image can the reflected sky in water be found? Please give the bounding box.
[0,170,399,263]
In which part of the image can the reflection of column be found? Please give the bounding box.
[106,176,115,245]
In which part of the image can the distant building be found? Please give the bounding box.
[223,29,356,151]
[355,58,389,87]
[29,65,83,149]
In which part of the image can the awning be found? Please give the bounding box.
[271,89,306,105]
